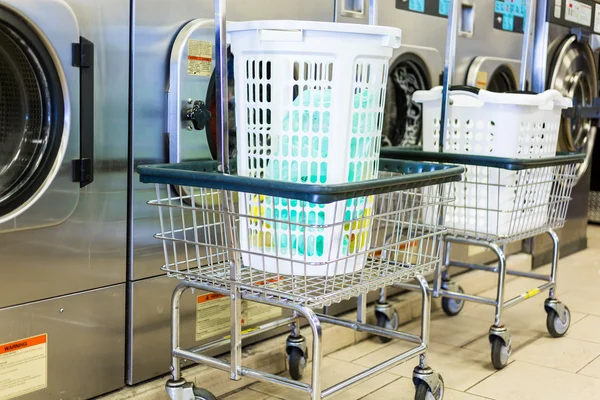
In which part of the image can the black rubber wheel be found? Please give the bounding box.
[546,305,571,338]
[414,376,444,400]
[490,336,510,370]
[441,286,465,317]
[376,312,394,344]
[193,387,217,400]
[288,347,306,381]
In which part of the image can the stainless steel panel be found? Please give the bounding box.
[131,0,335,281]
[454,0,524,84]
[128,276,289,384]
[528,21,597,263]
[0,0,129,307]
[378,0,525,84]
[0,284,125,399]
[0,0,80,230]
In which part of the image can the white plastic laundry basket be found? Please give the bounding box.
[228,20,402,276]
[414,87,572,237]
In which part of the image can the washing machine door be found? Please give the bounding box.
[466,56,519,92]
[0,1,79,227]
[548,35,598,183]
[168,19,236,164]
[382,48,437,147]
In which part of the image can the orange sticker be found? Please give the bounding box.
[197,293,226,304]
[0,334,47,355]
[0,333,48,399]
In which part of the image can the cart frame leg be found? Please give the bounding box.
[165,283,196,399]
[413,275,443,396]
[301,306,323,400]
[489,242,507,328]
[547,228,559,300]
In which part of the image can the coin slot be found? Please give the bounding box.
[460,3,475,37]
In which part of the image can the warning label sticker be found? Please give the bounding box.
[196,293,283,341]
[475,71,488,89]
[187,39,212,76]
[0,334,47,400]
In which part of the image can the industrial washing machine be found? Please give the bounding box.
[528,0,599,265]
[379,1,525,265]
[464,0,525,92]
[128,0,335,385]
[375,1,446,147]
[0,0,129,399]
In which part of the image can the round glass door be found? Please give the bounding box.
[382,53,431,147]
[0,8,64,219]
[548,35,598,182]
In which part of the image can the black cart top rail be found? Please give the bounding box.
[380,149,585,171]
[137,159,464,205]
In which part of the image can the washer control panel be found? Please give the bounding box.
[395,0,449,18]
[548,0,600,33]
[494,0,527,33]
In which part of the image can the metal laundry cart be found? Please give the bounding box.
[137,158,461,400]
[377,149,583,369]
[136,1,465,399]
[373,0,586,370]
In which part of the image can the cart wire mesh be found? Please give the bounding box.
[147,169,456,309]
[379,149,584,245]
[444,163,578,244]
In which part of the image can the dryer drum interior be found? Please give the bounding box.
[382,53,431,147]
[548,35,598,180]
[487,64,518,93]
[0,7,64,217]
[205,46,237,161]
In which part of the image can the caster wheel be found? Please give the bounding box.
[414,376,444,400]
[375,310,399,344]
[490,336,510,370]
[193,387,217,400]
[441,286,465,317]
[546,305,571,338]
[287,347,306,381]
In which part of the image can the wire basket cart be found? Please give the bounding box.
[377,149,583,368]
[372,0,586,370]
[138,158,462,400]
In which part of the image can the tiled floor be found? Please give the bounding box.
[222,226,600,400]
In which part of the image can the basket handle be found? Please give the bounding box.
[536,89,572,111]
[446,85,485,107]
[258,28,303,42]
[449,85,480,95]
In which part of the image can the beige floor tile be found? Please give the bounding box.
[559,288,600,317]
[463,327,543,356]
[567,315,600,344]
[352,340,419,370]
[469,360,600,400]
[386,342,497,391]
[328,337,392,363]
[328,371,399,399]
[511,336,600,372]
[362,377,490,400]
[222,389,279,400]
[554,253,600,293]
[577,355,600,379]
[250,356,397,400]
[400,312,493,348]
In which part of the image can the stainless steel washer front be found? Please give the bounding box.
[0,2,76,227]
[548,35,598,181]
